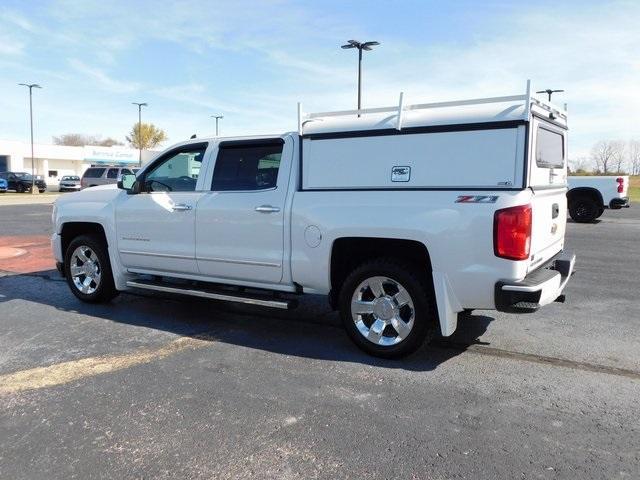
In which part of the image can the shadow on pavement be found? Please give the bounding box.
[0,269,494,372]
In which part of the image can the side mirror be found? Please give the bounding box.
[117,173,137,192]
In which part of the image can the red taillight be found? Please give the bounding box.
[494,204,532,260]
[616,177,624,194]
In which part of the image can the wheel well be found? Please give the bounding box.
[60,222,107,257]
[329,237,433,308]
[567,187,603,208]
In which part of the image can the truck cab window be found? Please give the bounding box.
[212,143,282,191]
[144,146,206,192]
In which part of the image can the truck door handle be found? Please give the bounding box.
[255,205,280,213]
[172,204,192,211]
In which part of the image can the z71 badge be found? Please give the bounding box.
[455,195,499,203]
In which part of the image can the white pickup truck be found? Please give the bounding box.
[567,175,630,222]
[52,83,575,357]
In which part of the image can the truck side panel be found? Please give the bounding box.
[290,189,535,311]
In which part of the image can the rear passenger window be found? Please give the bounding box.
[212,142,283,191]
[536,127,564,168]
[106,168,119,179]
[84,168,106,178]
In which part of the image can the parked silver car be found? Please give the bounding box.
[58,175,81,192]
[81,166,136,189]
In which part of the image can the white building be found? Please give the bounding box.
[0,140,158,187]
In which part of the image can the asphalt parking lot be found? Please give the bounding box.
[1,200,638,479]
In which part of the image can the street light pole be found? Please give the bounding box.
[18,83,42,194]
[132,102,147,166]
[341,40,379,115]
[211,115,223,136]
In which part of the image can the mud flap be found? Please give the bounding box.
[432,271,463,336]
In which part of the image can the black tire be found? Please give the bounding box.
[39,190,46,194]
[596,207,605,219]
[16,184,25,193]
[338,258,437,358]
[64,234,119,303]
[569,196,599,223]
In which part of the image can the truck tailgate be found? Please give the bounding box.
[529,186,567,271]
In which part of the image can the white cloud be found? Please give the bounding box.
[0,9,35,32]
[0,31,25,56]
[67,58,140,93]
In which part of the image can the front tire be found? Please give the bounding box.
[569,196,598,223]
[339,258,437,358]
[64,234,118,303]
[16,184,25,193]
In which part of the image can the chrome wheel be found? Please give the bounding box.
[350,276,415,346]
[69,245,102,295]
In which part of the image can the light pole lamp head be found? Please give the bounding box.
[19,83,42,89]
[132,102,148,107]
[341,39,360,49]
[361,41,380,51]
[341,40,379,50]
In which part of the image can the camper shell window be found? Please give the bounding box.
[536,126,564,169]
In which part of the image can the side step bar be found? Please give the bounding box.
[126,279,295,310]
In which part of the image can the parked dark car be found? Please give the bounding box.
[58,175,81,192]
[0,171,47,193]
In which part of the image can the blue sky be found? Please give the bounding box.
[0,0,638,159]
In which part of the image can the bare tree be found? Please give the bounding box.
[628,140,640,176]
[591,140,624,174]
[568,157,590,174]
[612,140,627,173]
[53,133,123,147]
[97,137,124,147]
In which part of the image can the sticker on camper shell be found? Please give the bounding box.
[455,195,499,203]
[391,166,411,182]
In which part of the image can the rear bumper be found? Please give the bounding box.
[495,251,576,313]
[609,197,629,209]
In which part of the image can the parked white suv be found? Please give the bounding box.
[52,84,575,357]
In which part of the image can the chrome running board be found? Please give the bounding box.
[126,279,294,309]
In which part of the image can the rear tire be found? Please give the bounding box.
[595,207,605,219]
[64,234,119,303]
[338,258,437,358]
[16,184,25,193]
[569,196,598,223]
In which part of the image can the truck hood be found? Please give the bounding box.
[54,183,122,206]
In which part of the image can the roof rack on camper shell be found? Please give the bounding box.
[297,80,568,136]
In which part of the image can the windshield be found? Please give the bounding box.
[14,172,33,180]
[62,176,80,181]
